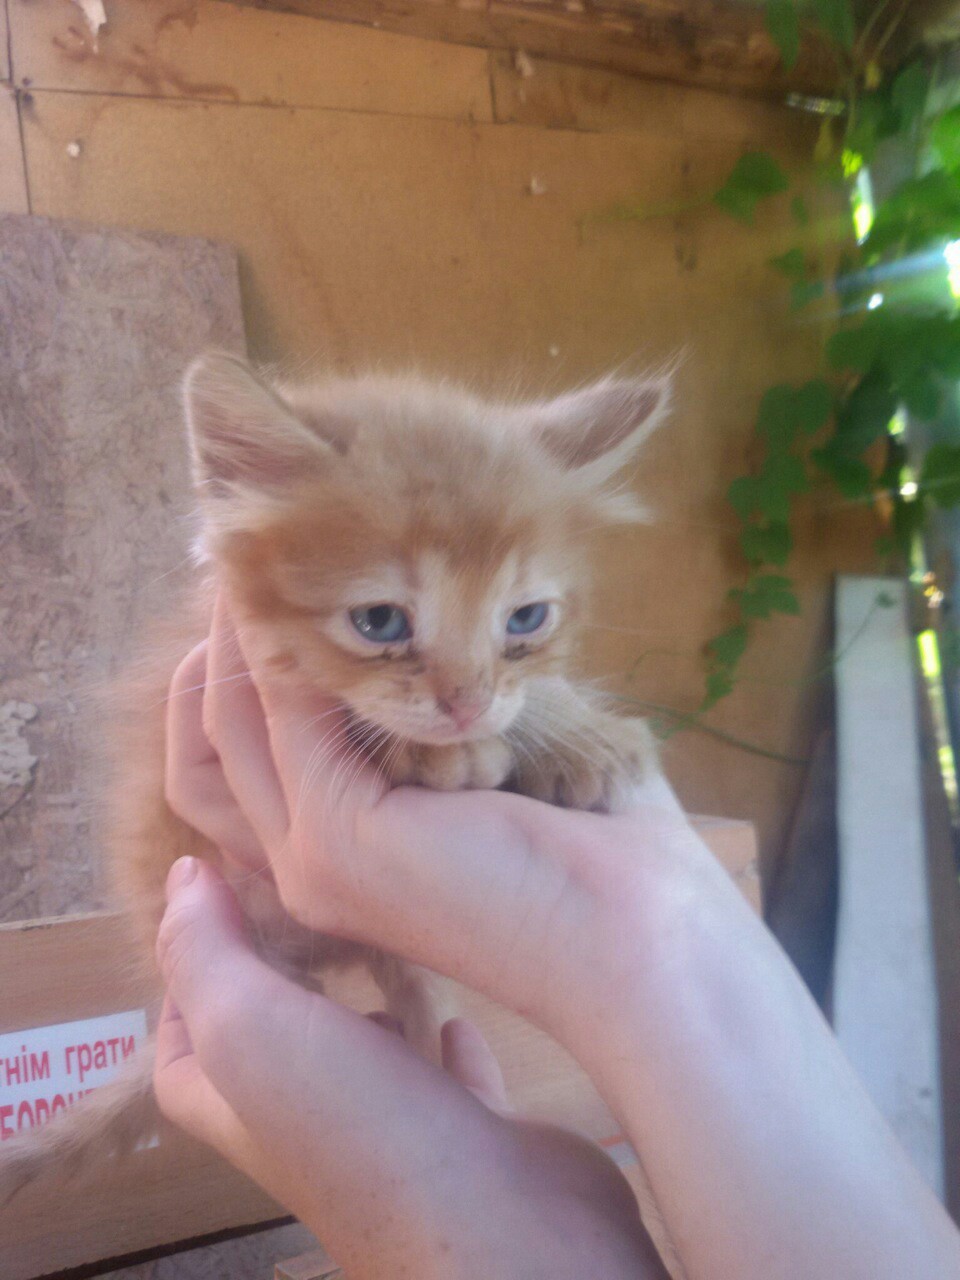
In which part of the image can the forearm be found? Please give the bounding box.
[538,817,960,1280]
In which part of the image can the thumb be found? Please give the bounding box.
[156,857,269,1079]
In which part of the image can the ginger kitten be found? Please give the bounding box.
[0,352,667,1201]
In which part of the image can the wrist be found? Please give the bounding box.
[508,804,714,1048]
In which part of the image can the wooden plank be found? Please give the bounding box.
[490,48,810,140]
[833,576,944,1196]
[246,0,837,100]
[0,89,27,213]
[8,0,493,121]
[919,663,960,1221]
[19,86,879,879]
[0,817,755,1279]
[0,212,244,925]
[0,913,283,1280]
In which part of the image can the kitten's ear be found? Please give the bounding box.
[533,375,671,475]
[184,351,326,495]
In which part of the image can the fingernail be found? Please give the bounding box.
[165,856,199,902]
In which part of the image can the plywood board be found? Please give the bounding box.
[834,576,943,1196]
[0,88,27,213]
[17,88,878,877]
[0,817,755,1280]
[0,213,244,924]
[8,0,493,121]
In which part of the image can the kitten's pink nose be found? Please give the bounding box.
[438,695,492,730]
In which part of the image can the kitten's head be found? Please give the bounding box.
[184,352,668,745]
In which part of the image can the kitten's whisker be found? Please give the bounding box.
[155,668,252,708]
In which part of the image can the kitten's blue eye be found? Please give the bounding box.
[507,603,549,636]
[349,604,411,644]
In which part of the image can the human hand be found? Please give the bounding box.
[165,595,719,1042]
[154,856,669,1280]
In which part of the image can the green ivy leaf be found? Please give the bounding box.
[731,573,801,619]
[740,522,792,566]
[757,384,799,446]
[891,62,929,129]
[791,195,810,226]
[794,379,833,433]
[922,443,960,508]
[827,321,882,373]
[893,493,927,553]
[727,475,763,520]
[756,380,831,446]
[864,170,960,258]
[791,280,825,311]
[713,152,790,224]
[768,247,807,280]
[933,105,960,173]
[813,447,873,498]
[765,0,801,70]
[901,370,942,420]
[755,452,809,522]
[834,372,899,453]
[708,624,749,667]
[702,669,735,709]
[811,0,855,50]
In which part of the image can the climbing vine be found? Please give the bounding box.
[615,0,960,712]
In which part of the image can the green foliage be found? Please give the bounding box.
[932,105,960,172]
[730,575,801,619]
[614,2,960,712]
[811,0,854,50]
[765,0,801,71]
[864,171,960,256]
[713,152,790,223]
[922,443,960,508]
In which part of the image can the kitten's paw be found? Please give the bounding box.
[512,715,656,814]
[384,737,514,791]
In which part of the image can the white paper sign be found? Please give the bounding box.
[0,1009,148,1139]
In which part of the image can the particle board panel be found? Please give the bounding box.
[0,213,244,925]
[0,817,755,1280]
[19,89,879,875]
[8,0,493,122]
[0,87,27,212]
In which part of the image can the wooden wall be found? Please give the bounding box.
[0,0,877,883]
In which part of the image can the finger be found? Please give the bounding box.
[154,992,249,1154]
[156,857,273,1083]
[440,1018,512,1113]
[366,1012,405,1037]
[165,641,268,870]
[234,611,387,822]
[205,595,289,851]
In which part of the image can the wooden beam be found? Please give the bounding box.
[245,0,838,99]
[833,577,944,1198]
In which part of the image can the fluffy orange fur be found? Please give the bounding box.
[0,353,669,1202]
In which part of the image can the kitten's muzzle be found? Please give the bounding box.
[436,694,493,731]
